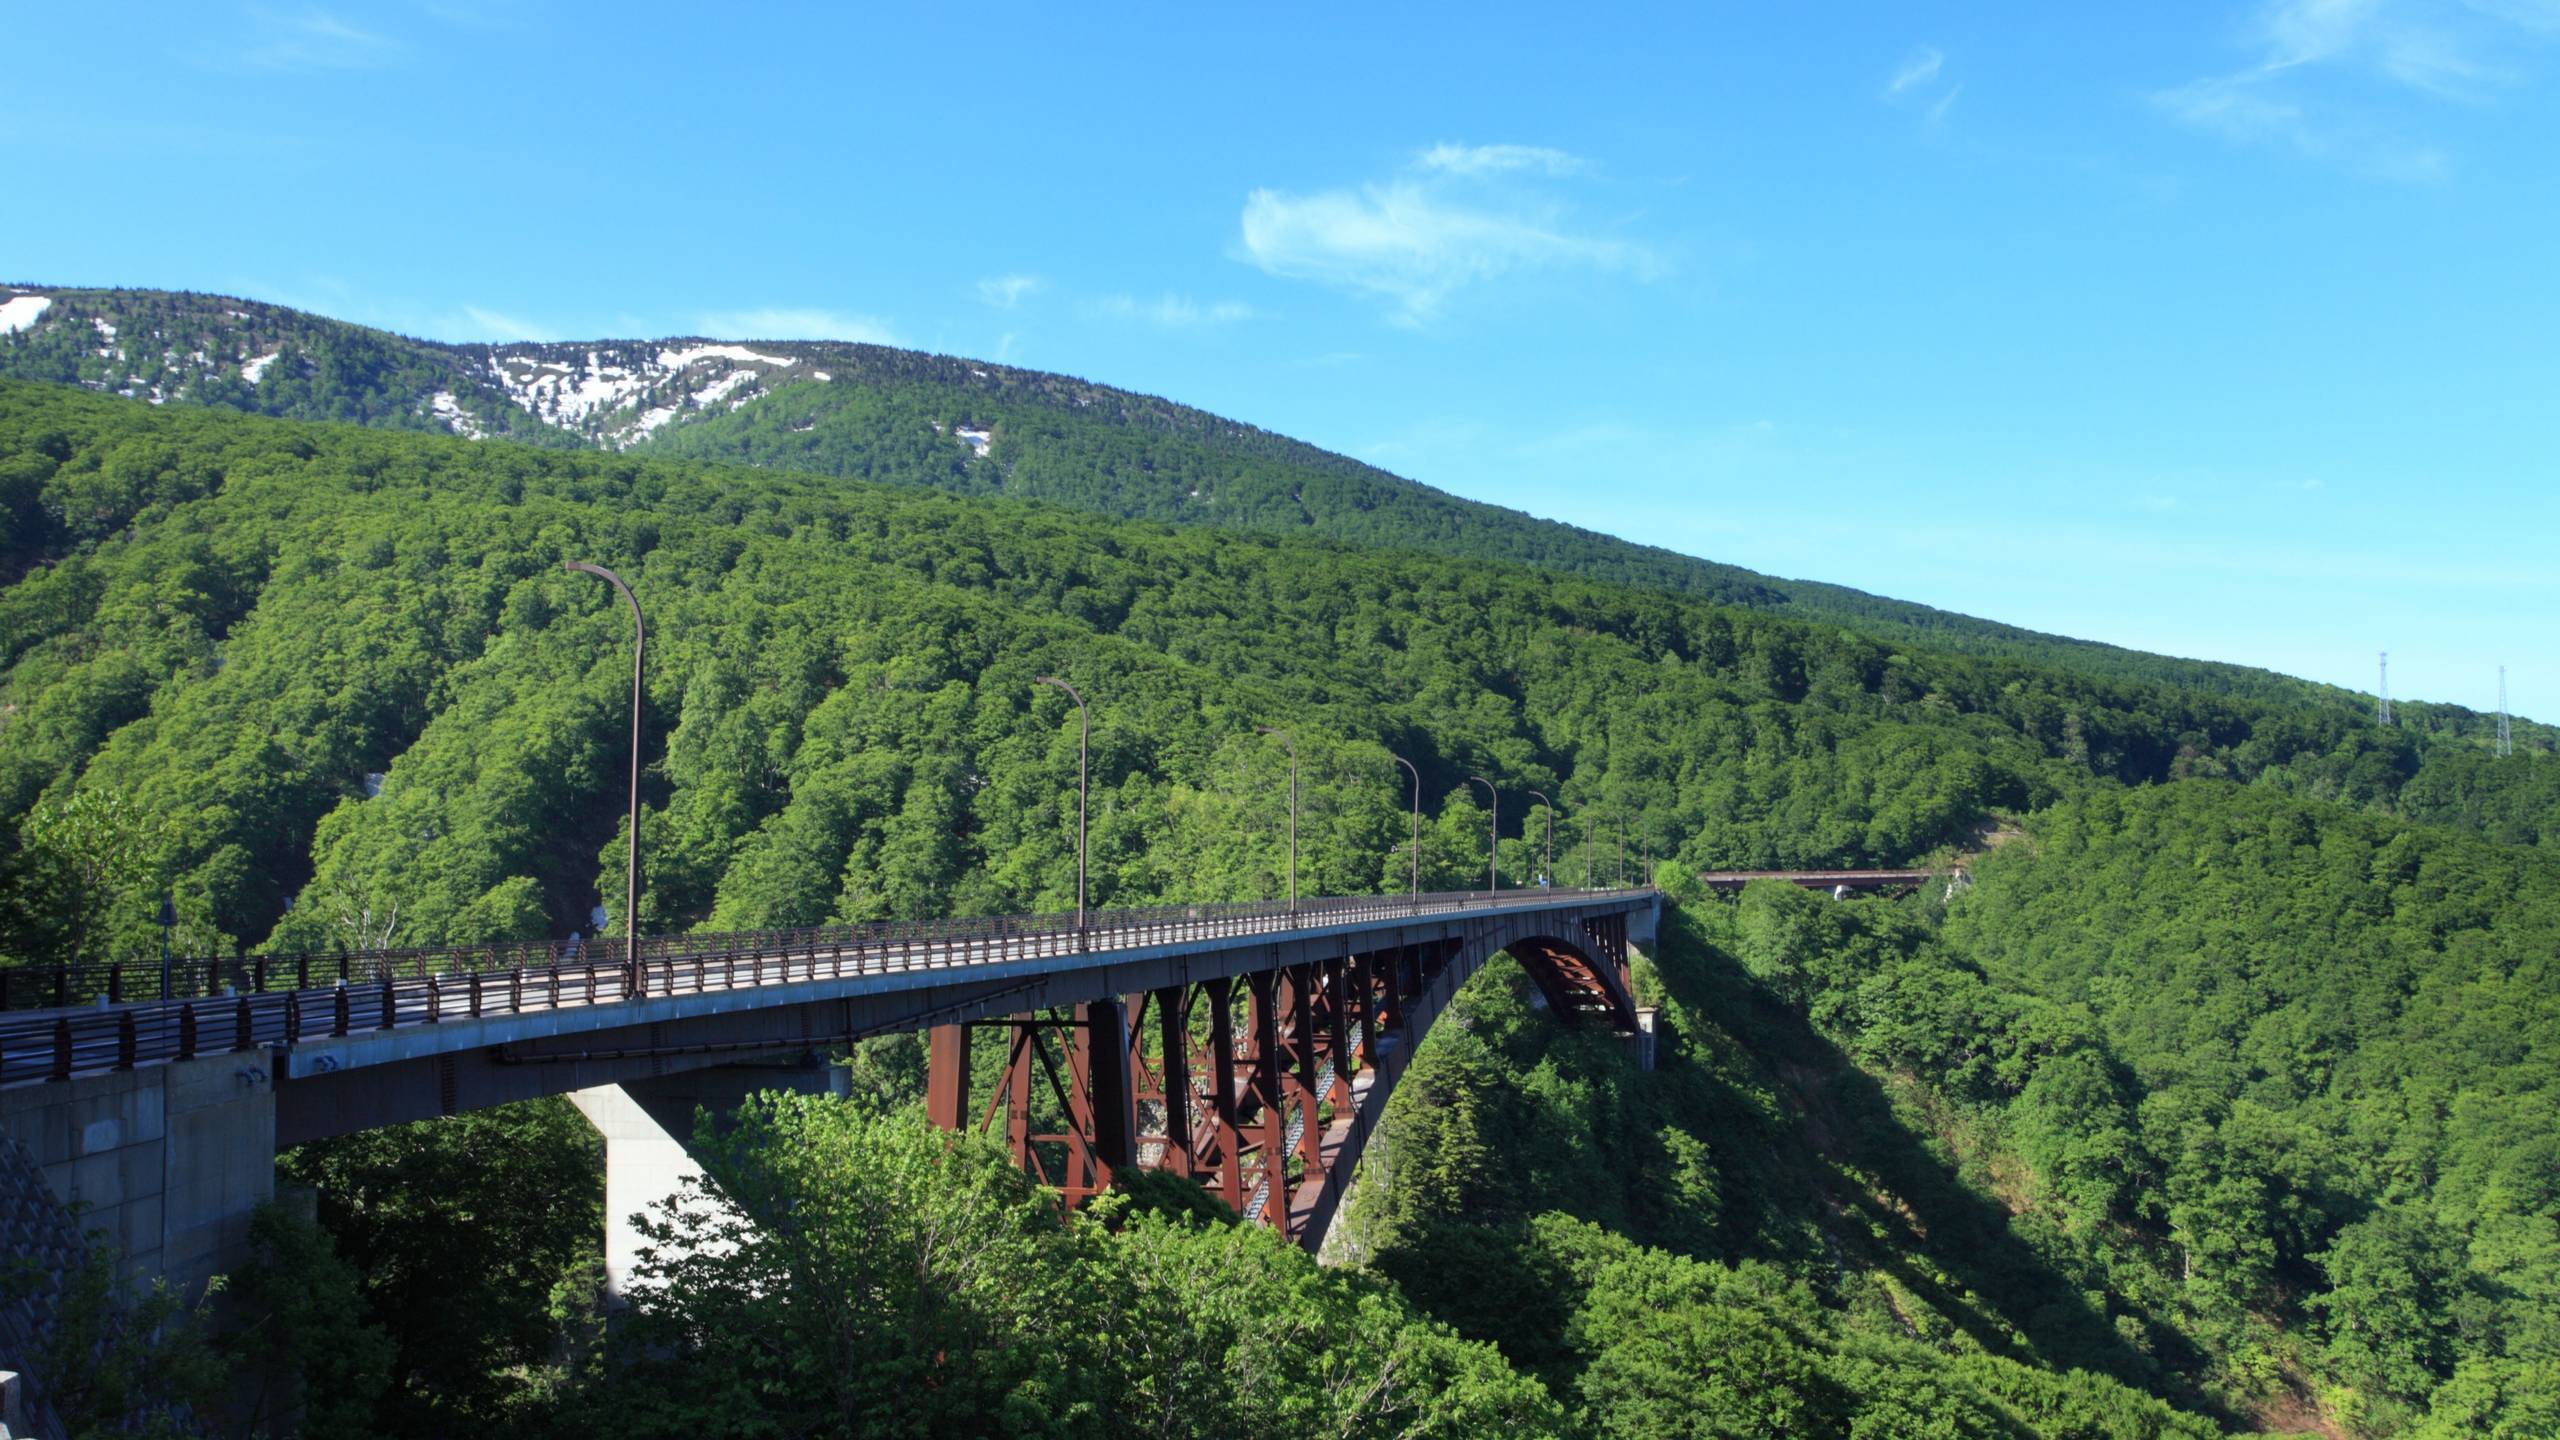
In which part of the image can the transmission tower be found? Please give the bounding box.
[2377,650,2393,727]
[2498,666,2513,758]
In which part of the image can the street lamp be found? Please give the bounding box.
[563,561,645,998]
[1034,676,1089,929]
[1389,753,1421,903]
[1468,775,1498,892]
[1258,727,1298,909]
[1583,812,1596,889]
[1525,790,1554,890]
[1618,814,1627,888]
[157,892,176,1000]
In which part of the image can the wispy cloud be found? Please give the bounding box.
[2154,0,2547,178]
[696,307,899,343]
[976,274,1041,309]
[1415,143,1585,177]
[2153,72,2449,180]
[461,305,552,342]
[1238,147,1659,325]
[234,6,399,71]
[419,2,512,28]
[1885,46,1944,99]
[1087,293,1257,328]
[1883,45,1962,122]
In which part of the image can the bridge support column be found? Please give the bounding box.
[1204,978,1244,1214]
[1140,987,1194,1178]
[923,999,1137,1210]
[568,1053,846,1301]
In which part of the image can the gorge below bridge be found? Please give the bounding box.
[0,885,1660,1303]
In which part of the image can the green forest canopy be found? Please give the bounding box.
[12,284,2543,724]
[2,376,2556,1437]
[1,376,2549,965]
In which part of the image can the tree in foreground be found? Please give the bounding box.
[571,1095,1563,1440]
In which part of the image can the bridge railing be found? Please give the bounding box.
[0,886,1652,1088]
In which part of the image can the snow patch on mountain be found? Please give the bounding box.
[429,391,487,440]
[0,295,50,334]
[661,343,795,370]
[956,426,993,457]
[693,369,756,409]
[482,341,806,448]
[241,352,279,384]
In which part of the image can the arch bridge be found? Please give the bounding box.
[0,886,1659,1297]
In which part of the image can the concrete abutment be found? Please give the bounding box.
[0,1052,277,1300]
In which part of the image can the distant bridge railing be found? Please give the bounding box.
[0,886,1649,1088]
[1695,869,1954,894]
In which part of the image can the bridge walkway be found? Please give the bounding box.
[0,887,1638,1091]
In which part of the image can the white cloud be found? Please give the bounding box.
[1239,176,1656,325]
[236,7,397,70]
[2465,0,2560,31]
[1885,46,1945,99]
[1088,293,1257,328]
[977,274,1041,309]
[2154,0,2546,177]
[1415,143,1585,177]
[2153,72,2450,180]
[1883,45,1961,123]
[461,305,552,342]
[695,307,900,344]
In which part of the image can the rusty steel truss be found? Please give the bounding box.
[925,911,1636,1242]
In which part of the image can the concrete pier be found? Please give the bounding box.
[568,1053,846,1299]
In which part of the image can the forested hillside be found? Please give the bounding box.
[2,377,2546,965]
[3,379,2555,1437]
[1350,795,2560,1436]
[11,283,2534,726]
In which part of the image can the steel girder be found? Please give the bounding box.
[924,914,1637,1247]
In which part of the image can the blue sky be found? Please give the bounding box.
[8,2,2556,717]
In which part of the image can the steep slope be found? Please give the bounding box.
[4,375,2547,963]
[9,283,2527,736]
[4,383,2557,1436]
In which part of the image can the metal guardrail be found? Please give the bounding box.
[0,887,1648,1089]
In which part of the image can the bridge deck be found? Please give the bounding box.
[1695,869,1952,892]
[0,888,1649,1091]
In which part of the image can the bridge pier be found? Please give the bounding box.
[567,1051,847,1300]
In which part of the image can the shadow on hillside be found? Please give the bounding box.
[1646,907,2234,1426]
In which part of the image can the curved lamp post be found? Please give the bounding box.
[1034,676,1089,929]
[1525,789,1554,890]
[1258,727,1298,909]
[563,561,645,998]
[1468,775,1498,892]
[1389,752,1422,902]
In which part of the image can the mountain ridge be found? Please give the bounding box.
[0,282,2527,736]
